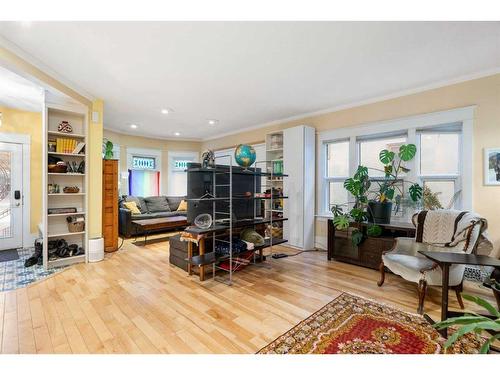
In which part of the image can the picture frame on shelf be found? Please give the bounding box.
[484,148,500,185]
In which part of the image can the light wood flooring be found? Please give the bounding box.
[0,235,494,353]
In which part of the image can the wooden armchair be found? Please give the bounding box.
[377,211,485,314]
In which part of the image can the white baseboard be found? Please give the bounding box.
[315,235,327,250]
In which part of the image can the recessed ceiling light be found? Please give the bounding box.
[130,124,138,129]
[161,108,174,114]
[174,132,180,136]
[207,119,218,125]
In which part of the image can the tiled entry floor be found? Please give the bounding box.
[0,248,66,292]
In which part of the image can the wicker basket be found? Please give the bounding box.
[48,164,67,173]
[68,221,85,233]
[63,186,80,194]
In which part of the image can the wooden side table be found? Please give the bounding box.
[419,250,500,338]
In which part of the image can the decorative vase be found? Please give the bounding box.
[368,201,393,224]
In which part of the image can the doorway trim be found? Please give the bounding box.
[0,133,31,248]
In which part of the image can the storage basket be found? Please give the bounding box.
[68,221,85,233]
[48,164,67,173]
[63,186,80,193]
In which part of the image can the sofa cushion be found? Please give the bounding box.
[123,201,141,214]
[167,196,184,211]
[124,195,148,214]
[144,196,171,213]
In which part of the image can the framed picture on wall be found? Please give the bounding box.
[484,148,500,185]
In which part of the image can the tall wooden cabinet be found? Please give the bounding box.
[102,159,118,252]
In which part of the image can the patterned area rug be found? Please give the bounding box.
[0,248,66,292]
[258,293,482,354]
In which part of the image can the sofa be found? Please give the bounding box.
[119,195,187,237]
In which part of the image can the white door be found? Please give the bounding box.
[0,142,23,250]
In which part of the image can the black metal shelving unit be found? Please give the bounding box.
[185,157,289,285]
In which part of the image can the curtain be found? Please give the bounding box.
[129,169,160,196]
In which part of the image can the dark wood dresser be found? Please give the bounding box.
[327,220,416,269]
[102,159,119,252]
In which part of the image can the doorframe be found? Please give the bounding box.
[0,133,31,248]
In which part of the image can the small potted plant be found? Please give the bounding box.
[434,294,500,353]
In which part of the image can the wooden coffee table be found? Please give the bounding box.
[132,216,188,245]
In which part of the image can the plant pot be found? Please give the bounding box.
[367,201,393,224]
[492,284,500,311]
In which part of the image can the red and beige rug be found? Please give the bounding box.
[258,293,482,354]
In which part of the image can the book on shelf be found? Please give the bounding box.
[72,142,85,154]
[55,138,78,154]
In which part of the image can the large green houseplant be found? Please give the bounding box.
[433,293,500,353]
[368,143,423,224]
[331,143,423,245]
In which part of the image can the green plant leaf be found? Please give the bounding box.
[444,323,478,348]
[398,144,417,161]
[385,188,395,201]
[480,333,500,354]
[333,215,350,230]
[343,178,358,195]
[331,204,344,217]
[354,165,368,179]
[349,208,366,222]
[409,184,423,201]
[379,149,395,165]
[433,315,491,328]
[462,294,500,318]
[351,229,364,247]
[367,224,382,237]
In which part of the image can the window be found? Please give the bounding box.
[418,131,461,209]
[167,151,199,196]
[326,141,349,208]
[132,156,156,170]
[359,135,407,177]
[320,107,472,217]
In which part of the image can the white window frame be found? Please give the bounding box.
[126,147,162,194]
[167,151,199,196]
[325,139,350,210]
[317,106,474,217]
[416,129,463,209]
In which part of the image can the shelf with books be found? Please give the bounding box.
[43,105,88,269]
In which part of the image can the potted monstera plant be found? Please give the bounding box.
[330,143,424,245]
[367,143,423,224]
[331,165,381,246]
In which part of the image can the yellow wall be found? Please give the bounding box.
[202,74,500,255]
[0,106,42,234]
[88,100,103,238]
[103,129,201,196]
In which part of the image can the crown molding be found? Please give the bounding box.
[203,67,500,142]
[0,35,95,102]
[104,125,203,143]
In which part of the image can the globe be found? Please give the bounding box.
[234,144,257,170]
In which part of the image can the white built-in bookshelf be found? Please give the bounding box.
[42,103,89,269]
[265,131,285,239]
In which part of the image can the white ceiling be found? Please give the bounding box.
[0,65,43,112]
[1,22,499,140]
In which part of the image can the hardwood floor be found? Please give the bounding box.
[0,236,494,353]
